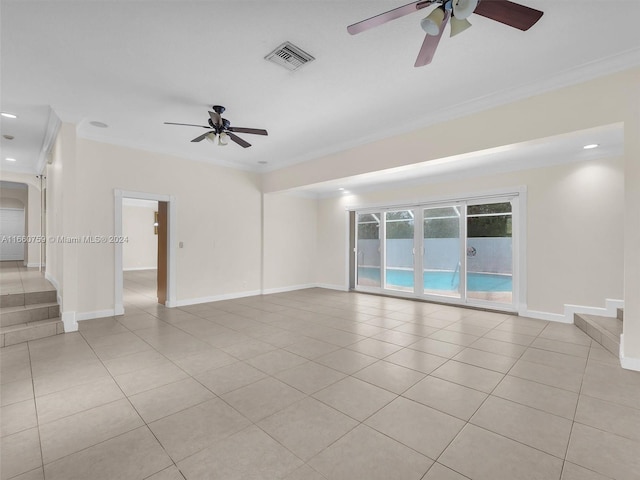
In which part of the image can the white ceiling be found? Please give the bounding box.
[1,1,639,177]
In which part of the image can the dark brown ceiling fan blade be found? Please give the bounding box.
[209,110,222,127]
[415,10,450,67]
[473,0,543,31]
[164,122,210,129]
[226,132,251,148]
[228,127,268,136]
[191,132,213,142]
[347,0,435,35]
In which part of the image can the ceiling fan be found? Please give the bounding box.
[164,105,268,148]
[347,0,544,67]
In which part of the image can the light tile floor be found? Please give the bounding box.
[1,281,640,479]
[0,262,55,296]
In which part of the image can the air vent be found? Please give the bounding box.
[265,41,315,71]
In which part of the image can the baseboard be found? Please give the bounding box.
[61,311,78,332]
[175,289,263,307]
[174,283,344,306]
[44,272,60,291]
[521,309,571,323]
[44,272,62,305]
[523,298,624,324]
[27,262,44,268]
[619,334,640,372]
[315,283,349,292]
[123,267,157,271]
[76,309,117,322]
[262,284,317,295]
[564,298,624,321]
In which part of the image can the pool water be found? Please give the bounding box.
[357,267,512,292]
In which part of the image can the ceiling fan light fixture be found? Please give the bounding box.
[452,0,478,20]
[420,7,445,35]
[450,16,472,37]
[218,132,229,146]
[205,132,217,144]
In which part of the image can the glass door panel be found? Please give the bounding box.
[466,202,513,304]
[356,213,381,288]
[384,210,415,292]
[423,206,462,298]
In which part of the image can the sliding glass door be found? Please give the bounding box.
[466,202,513,305]
[353,194,518,311]
[384,210,415,292]
[356,213,381,288]
[423,206,462,298]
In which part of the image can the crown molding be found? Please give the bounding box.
[265,49,640,173]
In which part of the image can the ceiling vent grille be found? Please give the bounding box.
[265,42,315,71]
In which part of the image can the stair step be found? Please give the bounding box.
[0,302,60,328]
[0,289,57,308]
[574,313,622,356]
[0,318,64,347]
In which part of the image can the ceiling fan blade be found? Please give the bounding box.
[164,122,210,129]
[228,127,268,136]
[191,132,213,143]
[473,0,543,31]
[209,110,222,127]
[226,132,252,148]
[414,10,450,67]
[347,0,435,35]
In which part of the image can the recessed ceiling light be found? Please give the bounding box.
[258,161,268,165]
[3,134,15,140]
[5,157,17,162]
[89,121,108,128]
[583,143,599,150]
[338,187,345,191]
[1,112,17,119]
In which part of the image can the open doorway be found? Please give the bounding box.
[114,190,175,315]
[121,198,160,305]
[0,181,27,262]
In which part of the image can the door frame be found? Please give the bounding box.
[114,189,177,314]
[349,186,527,314]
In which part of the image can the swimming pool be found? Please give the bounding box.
[357,267,512,292]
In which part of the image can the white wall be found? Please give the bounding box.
[122,203,158,270]
[263,192,317,292]
[316,156,624,316]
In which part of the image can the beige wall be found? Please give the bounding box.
[122,204,158,270]
[73,139,262,313]
[46,123,78,318]
[623,81,640,362]
[26,184,42,267]
[264,69,636,193]
[263,192,318,291]
[316,156,624,315]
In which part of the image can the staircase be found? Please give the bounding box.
[0,289,64,347]
[574,308,623,356]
